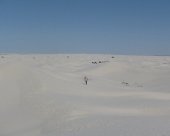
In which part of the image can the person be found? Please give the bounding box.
[84,76,88,85]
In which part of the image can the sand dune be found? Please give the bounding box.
[0,54,170,136]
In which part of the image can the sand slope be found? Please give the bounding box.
[0,54,170,136]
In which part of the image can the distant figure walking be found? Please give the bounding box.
[84,76,88,85]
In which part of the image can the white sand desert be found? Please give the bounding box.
[0,54,170,136]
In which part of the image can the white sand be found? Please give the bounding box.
[0,54,170,136]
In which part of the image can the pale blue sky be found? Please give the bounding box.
[0,0,170,55]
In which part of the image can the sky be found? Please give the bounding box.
[0,0,170,55]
